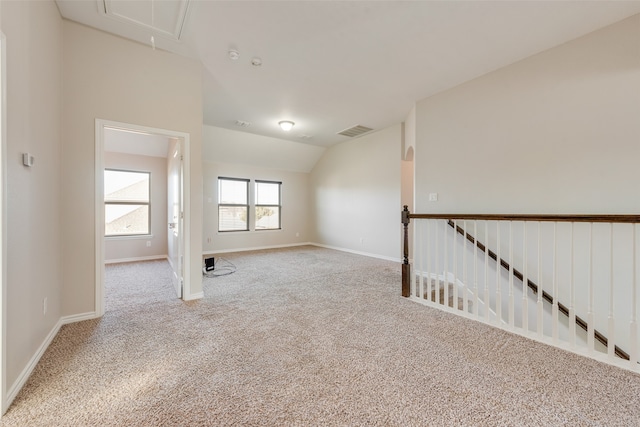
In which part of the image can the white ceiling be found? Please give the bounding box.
[57,1,640,147]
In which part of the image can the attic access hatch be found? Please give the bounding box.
[99,0,190,41]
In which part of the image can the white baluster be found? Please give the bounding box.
[631,223,638,368]
[496,223,502,326]
[411,220,417,297]
[453,220,459,311]
[463,220,468,314]
[587,223,594,353]
[485,221,490,322]
[435,220,440,306]
[608,222,615,359]
[509,221,514,329]
[473,221,479,317]
[444,220,449,309]
[426,219,432,303]
[569,222,576,348]
[537,222,543,338]
[417,220,423,300]
[552,222,559,343]
[522,222,528,332]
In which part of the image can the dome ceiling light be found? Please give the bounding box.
[278,121,295,131]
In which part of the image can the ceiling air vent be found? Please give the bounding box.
[337,125,373,138]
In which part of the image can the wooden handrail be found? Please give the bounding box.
[409,213,640,223]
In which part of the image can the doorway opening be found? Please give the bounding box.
[95,119,191,316]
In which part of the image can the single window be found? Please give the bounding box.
[255,180,281,230]
[218,177,249,231]
[104,169,150,236]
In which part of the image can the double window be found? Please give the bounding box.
[104,169,151,236]
[218,177,281,232]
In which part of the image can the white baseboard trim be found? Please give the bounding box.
[105,255,168,265]
[61,311,99,325]
[4,310,100,410]
[310,243,401,263]
[203,242,312,256]
[5,317,63,409]
[184,291,204,301]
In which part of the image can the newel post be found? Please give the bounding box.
[402,205,411,297]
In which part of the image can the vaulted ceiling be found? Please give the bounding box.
[57,1,640,147]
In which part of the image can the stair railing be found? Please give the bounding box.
[401,206,640,372]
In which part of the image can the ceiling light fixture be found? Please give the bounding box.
[228,49,240,60]
[251,57,262,67]
[278,121,295,131]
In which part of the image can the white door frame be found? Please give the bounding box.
[95,119,191,316]
[0,31,8,414]
[167,139,184,298]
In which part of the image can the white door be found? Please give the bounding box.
[167,140,183,298]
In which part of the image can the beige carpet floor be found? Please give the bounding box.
[2,245,640,426]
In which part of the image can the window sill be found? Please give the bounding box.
[105,234,154,241]
[217,229,282,235]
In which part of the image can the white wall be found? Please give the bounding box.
[202,125,325,174]
[401,159,413,213]
[415,14,640,215]
[62,20,204,312]
[309,124,403,261]
[413,15,640,358]
[203,161,311,253]
[0,0,63,406]
[104,152,168,262]
[202,125,321,254]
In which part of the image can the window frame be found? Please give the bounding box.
[218,176,250,232]
[104,168,151,237]
[254,180,282,231]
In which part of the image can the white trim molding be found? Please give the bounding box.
[4,310,99,410]
[95,119,193,310]
[310,243,401,263]
[95,121,106,317]
[203,242,312,256]
[105,255,168,265]
[61,312,98,325]
[184,291,204,301]
[5,318,63,409]
[204,243,401,264]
